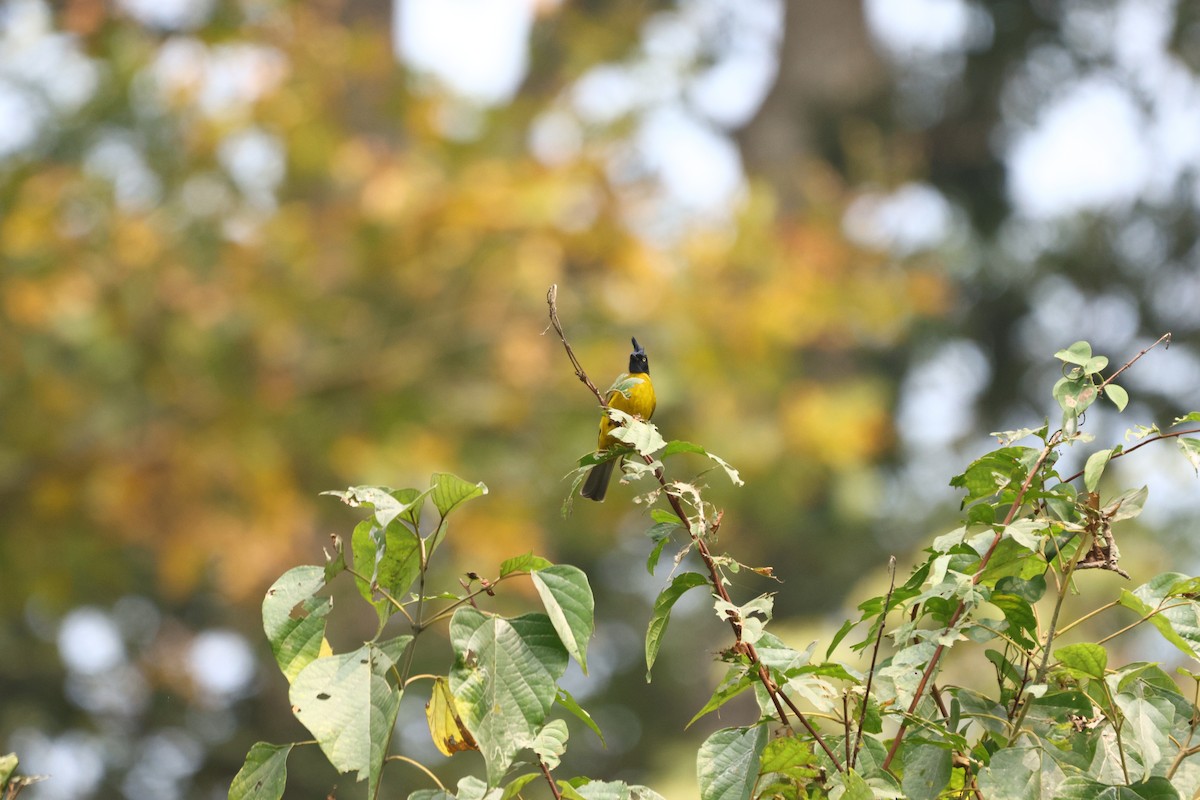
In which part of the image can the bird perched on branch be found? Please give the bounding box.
[581,338,657,501]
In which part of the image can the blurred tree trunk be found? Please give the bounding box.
[735,0,888,210]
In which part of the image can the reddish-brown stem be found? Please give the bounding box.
[539,760,563,799]
[1098,332,1171,390]
[1061,427,1200,484]
[544,286,844,770]
[880,432,1061,773]
[653,463,844,771]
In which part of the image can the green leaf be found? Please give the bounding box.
[559,780,666,800]
[952,687,1008,735]
[1025,689,1095,726]
[289,642,404,796]
[996,574,1047,603]
[712,594,773,646]
[606,410,667,456]
[990,593,1037,650]
[977,746,1068,799]
[431,472,488,519]
[499,552,554,576]
[650,509,680,526]
[696,726,767,800]
[645,533,672,575]
[1054,375,1098,415]
[322,485,416,527]
[1055,642,1107,679]
[0,753,16,786]
[375,634,414,666]
[825,617,858,659]
[705,449,743,485]
[837,769,874,800]
[1083,355,1109,374]
[1178,438,1200,474]
[262,566,331,682]
[1114,695,1170,781]
[758,735,820,784]
[555,687,604,745]
[900,741,952,800]
[449,609,568,786]
[1105,383,1129,411]
[1055,341,1093,366]
[427,472,487,561]
[950,447,1037,503]
[1117,589,1199,660]
[531,565,595,674]
[426,472,487,557]
[1105,485,1148,522]
[532,719,569,770]
[1004,519,1046,551]
[351,518,422,623]
[687,667,754,728]
[410,776,499,800]
[645,572,710,678]
[992,424,1049,445]
[324,533,347,583]
[975,537,1048,587]
[229,742,292,800]
[1054,776,1180,800]
[500,774,541,800]
[984,650,1023,689]
[662,441,744,486]
[751,634,817,714]
[1084,447,1121,492]
[1122,574,1200,659]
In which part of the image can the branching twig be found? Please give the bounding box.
[654,468,844,771]
[881,432,1062,773]
[544,285,844,772]
[1061,427,1200,485]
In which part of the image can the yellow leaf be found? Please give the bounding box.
[425,677,477,757]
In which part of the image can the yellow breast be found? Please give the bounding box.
[597,372,656,449]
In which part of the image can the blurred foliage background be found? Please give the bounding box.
[1,0,1199,797]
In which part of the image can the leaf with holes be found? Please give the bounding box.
[228,742,292,800]
[289,641,407,796]
[262,566,331,682]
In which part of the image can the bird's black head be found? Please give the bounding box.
[628,337,649,374]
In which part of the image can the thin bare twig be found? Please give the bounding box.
[851,557,895,770]
[545,285,605,405]
[1098,332,1171,391]
[843,693,852,768]
[386,755,446,791]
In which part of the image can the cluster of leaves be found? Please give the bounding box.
[235,338,1200,799]
[230,472,661,800]
[0,751,44,799]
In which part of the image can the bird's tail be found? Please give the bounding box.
[580,459,616,501]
